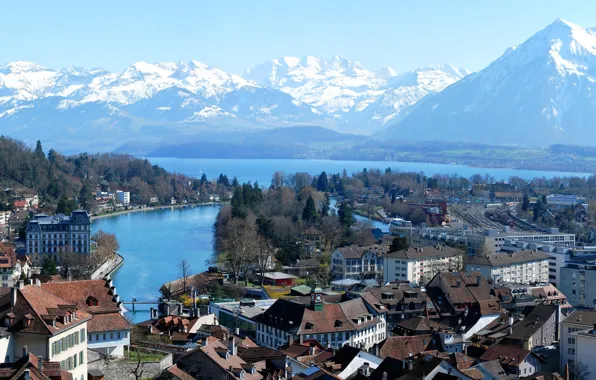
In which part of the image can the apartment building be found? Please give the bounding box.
[0,281,90,380]
[115,191,130,206]
[255,288,386,350]
[559,255,596,308]
[559,310,596,372]
[570,325,596,379]
[383,245,460,285]
[465,251,550,284]
[25,211,91,257]
[389,218,413,240]
[331,245,386,280]
[465,229,575,255]
[500,240,571,286]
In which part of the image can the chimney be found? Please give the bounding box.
[382,372,388,380]
[476,275,481,286]
[23,370,30,380]
[35,279,41,287]
[509,316,514,326]
[23,346,28,357]
[235,327,240,336]
[38,356,42,371]
[11,287,17,307]
[309,342,316,356]
[228,336,237,356]
[456,280,460,288]
[360,363,370,376]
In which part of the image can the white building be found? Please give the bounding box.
[570,324,596,378]
[41,278,131,358]
[255,288,386,351]
[465,251,550,285]
[331,245,386,280]
[25,211,91,257]
[115,191,130,206]
[383,245,460,285]
[0,211,10,226]
[0,281,89,380]
[389,218,413,240]
[559,310,596,373]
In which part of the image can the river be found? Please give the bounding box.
[98,158,590,321]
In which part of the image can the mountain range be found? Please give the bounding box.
[2,18,596,154]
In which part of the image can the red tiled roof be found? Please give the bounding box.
[378,335,438,360]
[41,280,121,314]
[166,364,194,380]
[87,312,132,333]
[479,344,531,367]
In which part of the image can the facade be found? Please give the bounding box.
[25,211,91,257]
[210,299,276,338]
[331,245,386,280]
[262,272,297,287]
[464,229,576,255]
[389,218,413,241]
[255,289,386,350]
[559,256,596,308]
[0,281,90,380]
[383,245,460,285]
[40,278,131,358]
[465,251,550,284]
[0,211,10,227]
[559,310,596,372]
[571,326,596,380]
[500,240,571,286]
[478,344,543,377]
[115,191,130,206]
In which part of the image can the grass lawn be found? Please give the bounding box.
[123,350,166,363]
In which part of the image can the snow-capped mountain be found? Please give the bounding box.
[243,56,469,127]
[380,19,596,145]
[0,56,468,150]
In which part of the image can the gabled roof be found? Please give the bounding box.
[479,345,532,367]
[41,279,121,314]
[0,353,72,380]
[508,304,557,340]
[563,309,596,327]
[378,335,439,360]
[334,245,386,259]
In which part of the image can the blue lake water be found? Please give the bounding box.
[100,158,591,321]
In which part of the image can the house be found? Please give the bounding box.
[558,255,596,308]
[377,335,440,360]
[209,299,275,338]
[13,201,28,211]
[383,245,461,285]
[301,228,324,250]
[478,344,544,377]
[262,272,297,287]
[0,352,73,380]
[39,278,131,358]
[465,251,550,284]
[345,283,427,332]
[139,313,217,346]
[331,245,386,280]
[0,281,90,380]
[559,309,596,372]
[319,345,383,379]
[569,324,596,380]
[25,211,92,258]
[502,305,560,350]
[155,364,194,380]
[425,271,496,315]
[393,316,439,336]
[255,288,386,350]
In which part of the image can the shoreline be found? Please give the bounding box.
[90,202,221,221]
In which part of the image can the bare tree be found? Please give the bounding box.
[130,348,145,380]
[254,236,275,286]
[572,361,591,380]
[179,260,192,294]
[320,215,343,252]
[217,218,257,284]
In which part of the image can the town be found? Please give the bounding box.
[3,141,596,380]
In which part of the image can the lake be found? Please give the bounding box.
[101,157,590,321]
[148,157,593,186]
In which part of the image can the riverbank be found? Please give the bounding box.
[91,253,124,280]
[90,202,221,221]
[352,208,387,223]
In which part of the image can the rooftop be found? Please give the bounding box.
[467,250,551,267]
[385,245,459,260]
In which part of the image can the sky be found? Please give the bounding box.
[3,0,596,75]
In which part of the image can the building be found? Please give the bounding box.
[0,281,90,380]
[546,194,587,207]
[505,304,560,350]
[465,251,550,285]
[559,309,596,372]
[464,229,576,255]
[25,211,91,257]
[389,218,413,241]
[115,191,130,206]
[558,255,596,308]
[331,245,386,280]
[40,278,131,358]
[478,344,543,377]
[383,245,461,285]
[0,352,73,380]
[425,271,495,315]
[210,299,276,338]
[0,211,10,227]
[570,324,596,380]
[255,288,386,350]
[301,228,323,250]
[262,272,297,287]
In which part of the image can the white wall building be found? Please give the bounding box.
[331,245,385,280]
[383,245,460,285]
[465,251,550,285]
[115,191,130,206]
[559,310,596,372]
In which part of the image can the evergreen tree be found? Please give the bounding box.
[302,195,318,223]
[34,140,45,159]
[389,236,409,252]
[41,257,58,275]
[232,177,239,187]
[338,202,355,228]
[317,171,329,192]
[200,173,208,185]
[522,194,530,212]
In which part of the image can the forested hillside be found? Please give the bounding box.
[0,136,205,210]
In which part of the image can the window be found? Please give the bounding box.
[103,333,106,340]
[568,348,576,355]
[80,328,86,342]
[117,331,121,339]
[569,337,576,344]
[96,334,99,341]
[79,351,83,364]
[89,334,92,342]
[110,332,114,340]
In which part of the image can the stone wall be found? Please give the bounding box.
[87,349,173,380]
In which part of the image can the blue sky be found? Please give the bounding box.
[2,1,596,74]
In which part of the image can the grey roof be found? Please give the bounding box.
[467,250,551,267]
[263,272,297,280]
[334,245,386,259]
[385,245,459,260]
[562,309,596,327]
[509,304,557,340]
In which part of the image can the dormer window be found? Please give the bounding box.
[86,296,98,307]
[73,311,77,319]
[334,320,343,328]
[305,322,314,330]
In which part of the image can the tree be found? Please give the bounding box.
[572,361,591,380]
[56,196,76,215]
[338,202,355,228]
[254,236,275,285]
[41,257,58,275]
[317,172,329,192]
[216,218,257,284]
[320,215,343,251]
[302,195,318,223]
[179,260,192,295]
[34,140,45,159]
[389,236,409,252]
[130,348,145,380]
[522,193,530,212]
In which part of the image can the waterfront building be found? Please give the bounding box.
[465,251,550,284]
[115,191,130,206]
[40,278,131,358]
[0,281,89,380]
[383,245,461,285]
[331,245,386,280]
[254,288,386,350]
[559,310,596,372]
[25,211,91,257]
